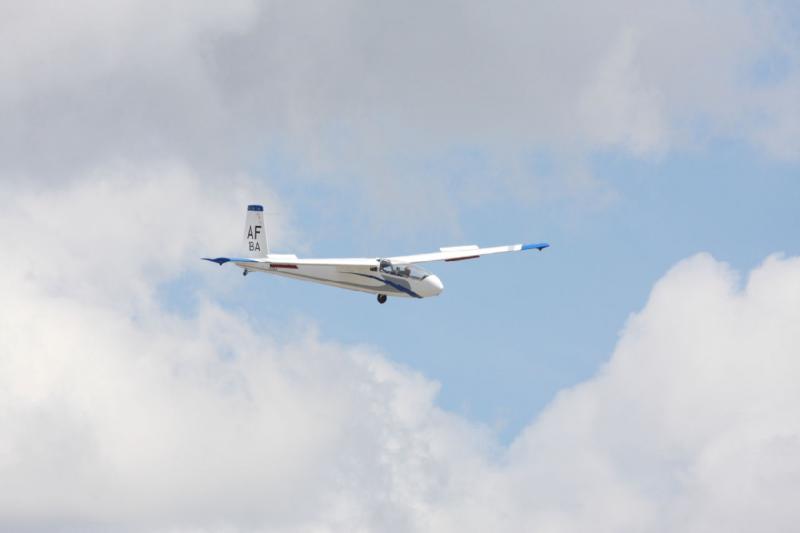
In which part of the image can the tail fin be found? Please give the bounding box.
[243,204,268,257]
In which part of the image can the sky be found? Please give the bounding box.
[1,1,799,532]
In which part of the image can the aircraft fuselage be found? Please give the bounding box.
[236,259,444,299]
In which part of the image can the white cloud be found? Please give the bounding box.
[576,29,667,156]
[1,177,799,532]
[1,1,797,211]
[0,163,288,305]
[500,253,800,532]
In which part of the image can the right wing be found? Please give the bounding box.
[387,242,549,265]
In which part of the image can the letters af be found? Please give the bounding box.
[247,225,261,251]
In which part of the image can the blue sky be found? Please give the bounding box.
[181,140,798,442]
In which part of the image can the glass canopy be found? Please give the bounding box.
[379,260,430,280]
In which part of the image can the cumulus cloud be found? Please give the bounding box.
[0,162,298,307]
[501,253,800,532]
[0,178,488,532]
[1,177,799,532]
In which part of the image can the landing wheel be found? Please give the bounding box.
[243,269,248,276]
[377,294,387,304]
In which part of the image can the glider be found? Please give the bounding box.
[204,205,549,304]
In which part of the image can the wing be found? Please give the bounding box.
[202,254,378,271]
[387,242,549,265]
[203,242,549,269]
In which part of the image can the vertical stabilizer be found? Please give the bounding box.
[243,205,268,257]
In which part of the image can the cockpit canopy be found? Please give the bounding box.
[379,260,430,280]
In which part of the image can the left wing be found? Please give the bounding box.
[388,242,549,265]
[202,254,378,270]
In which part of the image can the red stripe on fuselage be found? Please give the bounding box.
[269,263,299,269]
[445,255,480,262]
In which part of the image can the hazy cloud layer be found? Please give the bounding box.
[1,176,799,532]
[2,1,798,208]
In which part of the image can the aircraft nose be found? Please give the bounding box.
[426,275,444,296]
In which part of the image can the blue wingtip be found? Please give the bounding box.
[247,204,264,212]
[202,257,231,265]
[522,242,550,251]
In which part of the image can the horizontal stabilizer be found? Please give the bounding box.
[202,257,230,265]
[202,257,259,265]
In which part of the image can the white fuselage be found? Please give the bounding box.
[235,258,444,299]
